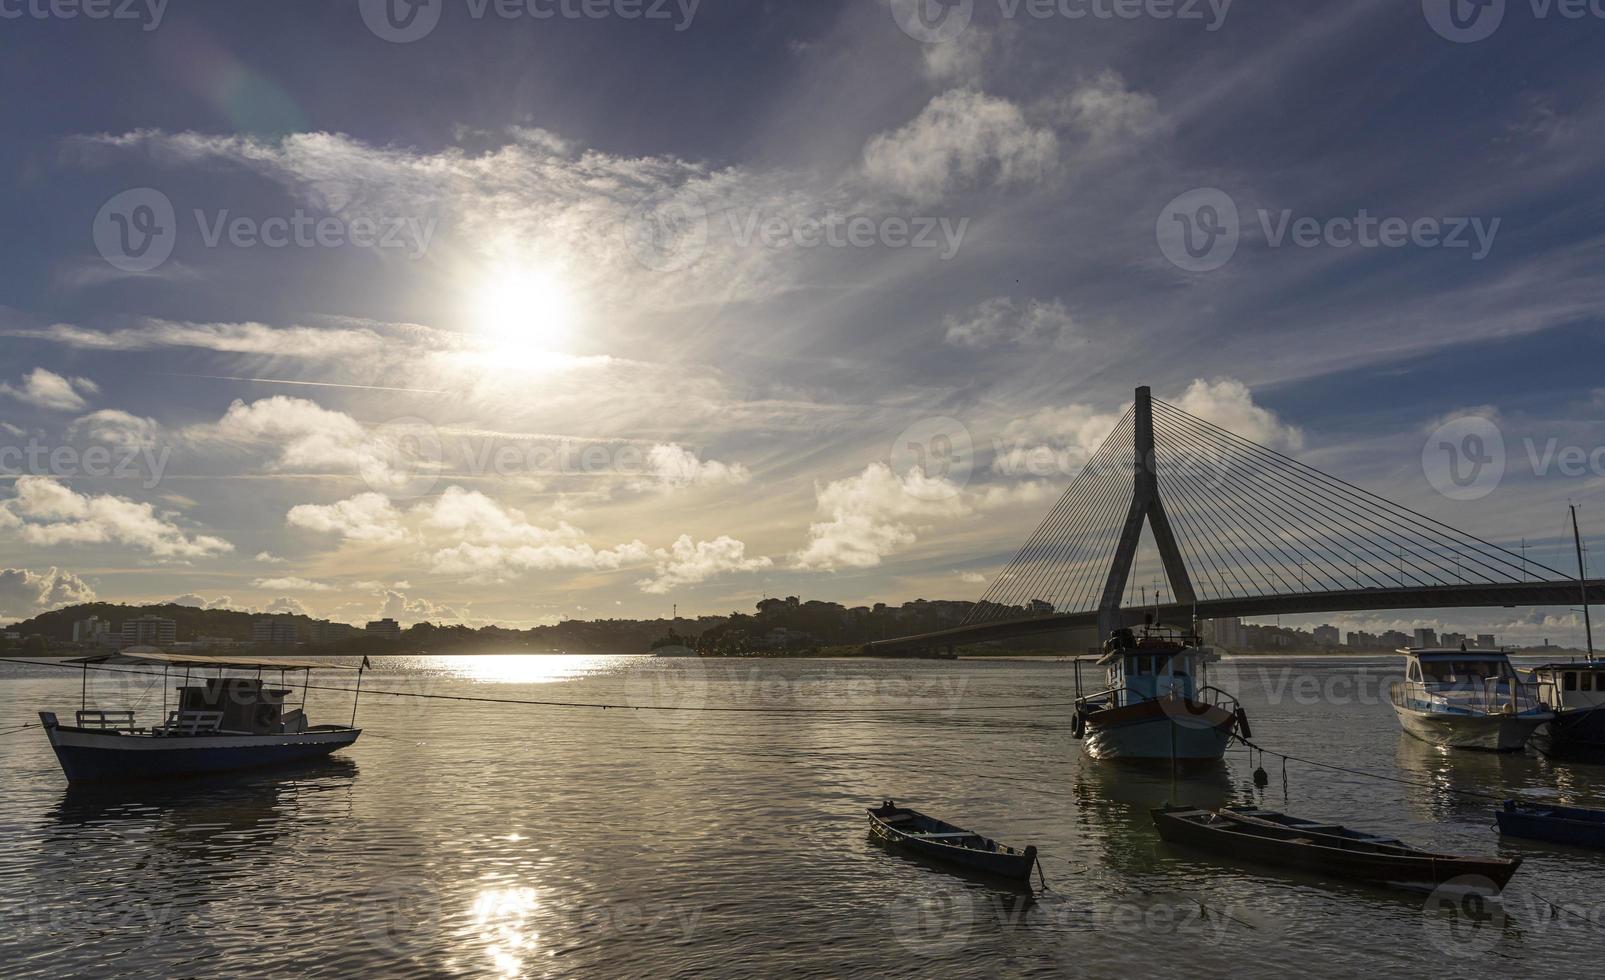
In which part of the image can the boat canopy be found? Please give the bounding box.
[67,649,361,672]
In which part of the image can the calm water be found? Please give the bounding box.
[3,655,1603,979]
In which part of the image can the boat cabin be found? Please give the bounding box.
[1094,625,1219,707]
[1529,661,1605,714]
[1397,648,1544,714]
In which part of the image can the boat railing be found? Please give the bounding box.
[156,709,226,735]
[74,710,136,732]
[1389,678,1548,715]
[1076,684,1237,714]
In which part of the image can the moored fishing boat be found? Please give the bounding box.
[36,650,366,782]
[1071,624,1248,767]
[1495,799,1605,850]
[1528,661,1605,761]
[1152,806,1522,893]
[1388,647,1552,752]
[866,801,1038,881]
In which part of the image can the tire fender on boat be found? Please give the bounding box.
[1071,711,1085,740]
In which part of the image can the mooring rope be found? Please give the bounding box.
[1235,735,1508,803]
[0,658,1084,716]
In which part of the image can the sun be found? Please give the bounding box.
[471,264,577,364]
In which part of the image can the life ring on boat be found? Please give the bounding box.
[1233,707,1253,741]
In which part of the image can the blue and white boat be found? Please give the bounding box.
[1072,625,1249,767]
[37,650,365,782]
[1528,660,1605,761]
[1389,647,1552,752]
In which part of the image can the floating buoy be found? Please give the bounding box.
[1254,766,1270,788]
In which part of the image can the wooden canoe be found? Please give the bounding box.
[867,801,1038,881]
[1152,806,1521,893]
[1496,799,1605,850]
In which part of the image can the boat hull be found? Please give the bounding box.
[40,720,360,782]
[1082,698,1235,765]
[1533,706,1605,761]
[1153,808,1520,893]
[1392,703,1549,752]
[1496,803,1605,850]
[866,808,1036,881]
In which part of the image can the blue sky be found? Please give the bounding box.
[1,0,1603,641]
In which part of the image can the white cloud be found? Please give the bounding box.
[191,396,431,492]
[640,444,751,492]
[14,319,386,358]
[992,403,1129,478]
[1047,71,1169,152]
[377,588,467,626]
[639,535,772,594]
[1170,378,1304,452]
[170,593,236,609]
[921,28,993,86]
[0,368,98,412]
[264,596,311,616]
[69,409,161,450]
[944,297,1081,349]
[0,566,96,618]
[253,576,335,592]
[795,463,969,570]
[254,551,287,563]
[864,90,1059,204]
[0,476,232,559]
[287,492,407,543]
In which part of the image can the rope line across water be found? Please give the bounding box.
[0,659,1085,716]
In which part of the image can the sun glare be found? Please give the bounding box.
[471,265,577,366]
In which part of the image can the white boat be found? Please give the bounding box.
[1527,660,1605,760]
[37,649,365,782]
[1388,647,1552,752]
[1072,624,1248,767]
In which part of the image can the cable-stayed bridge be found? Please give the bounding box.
[868,387,1604,654]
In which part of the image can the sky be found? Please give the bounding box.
[1,0,1603,642]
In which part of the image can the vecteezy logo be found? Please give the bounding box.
[1422,415,1506,501]
[890,417,973,501]
[890,0,975,44]
[1422,0,1506,43]
[887,885,974,956]
[1156,188,1240,273]
[360,0,443,43]
[359,416,444,500]
[623,187,709,273]
[93,188,176,274]
[1421,877,1506,958]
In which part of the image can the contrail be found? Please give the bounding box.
[150,372,449,395]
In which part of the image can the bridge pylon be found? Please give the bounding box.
[1096,386,1196,639]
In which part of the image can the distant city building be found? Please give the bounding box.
[72,616,110,643]
[251,617,299,647]
[309,621,361,645]
[1441,631,1468,649]
[1383,630,1411,649]
[1207,617,1244,649]
[120,615,176,647]
[1413,627,1438,648]
[1477,633,1498,649]
[195,635,240,650]
[365,618,402,641]
[1313,624,1341,647]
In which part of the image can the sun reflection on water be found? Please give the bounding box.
[419,654,631,685]
[470,886,541,978]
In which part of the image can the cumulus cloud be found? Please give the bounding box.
[921,27,993,86]
[944,297,1081,349]
[639,535,772,594]
[263,596,311,616]
[169,593,237,609]
[377,588,468,626]
[254,551,287,563]
[287,492,407,543]
[1170,378,1304,452]
[0,368,99,412]
[863,90,1059,204]
[190,396,433,493]
[795,463,970,570]
[69,409,161,450]
[1047,71,1169,153]
[0,476,232,558]
[640,444,751,492]
[0,566,96,618]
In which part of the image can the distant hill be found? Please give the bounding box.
[4,603,328,642]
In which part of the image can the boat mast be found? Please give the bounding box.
[1573,503,1595,657]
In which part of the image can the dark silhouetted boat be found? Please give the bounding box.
[1496,799,1605,850]
[867,801,1038,881]
[1152,806,1521,893]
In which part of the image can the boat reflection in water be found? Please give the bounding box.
[1392,735,1534,823]
[1071,755,1235,874]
